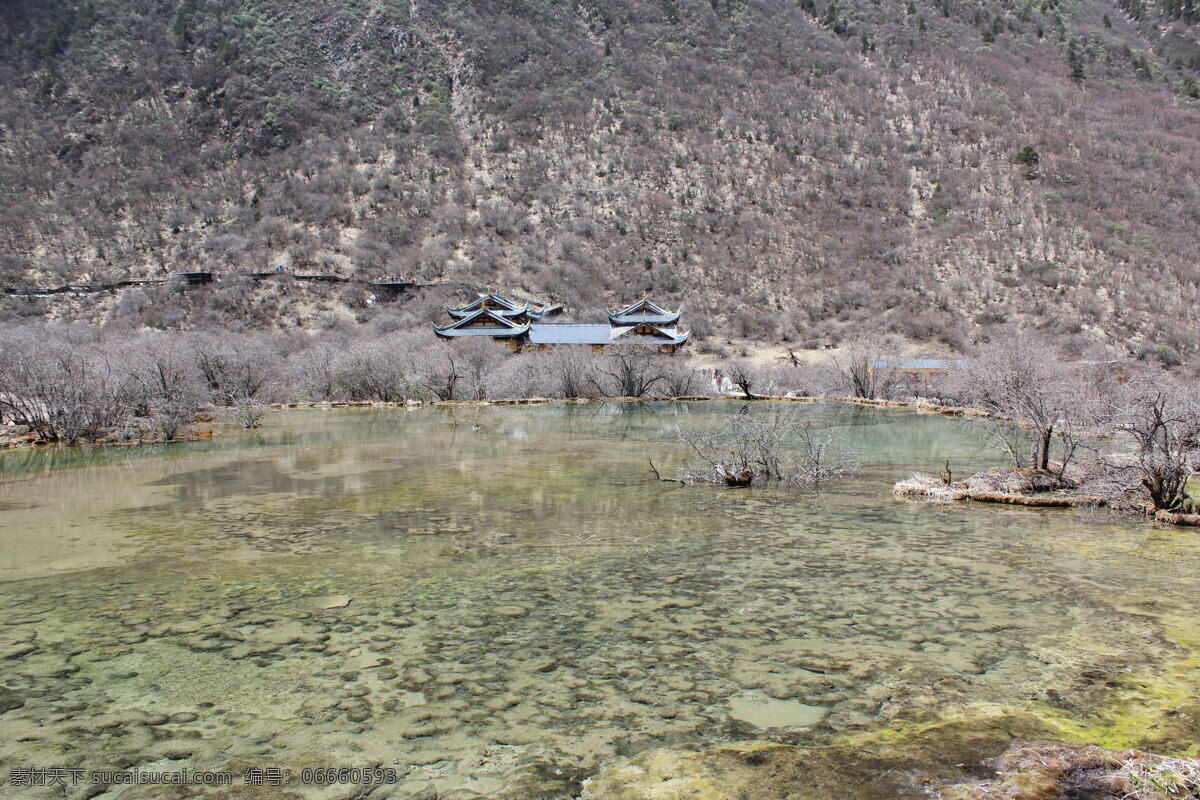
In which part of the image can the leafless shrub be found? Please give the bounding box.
[489,349,545,399]
[233,397,269,429]
[190,333,280,405]
[674,410,860,488]
[536,346,599,398]
[127,333,207,440]
[760,364,837,398]
[477,198,525,235]
[288,340,340,401]
[409,335,509,401]
[455,337,503,401]
[0,326,138,444]
[659,357,701,397]
[331,333,420,402]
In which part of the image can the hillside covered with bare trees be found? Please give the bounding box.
[2,0,1199,360]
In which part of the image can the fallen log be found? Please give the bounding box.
[1153,509,1200,526]
[965,491,1109,508]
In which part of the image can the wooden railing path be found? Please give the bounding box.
[2,271,426,298]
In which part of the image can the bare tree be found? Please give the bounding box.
[959,333,1091,477]
[539,346,596,399]
[0,326,137,444]
[413,340,463,401]
[1101,379,1200,511]
[673,410,860,487]
[128,333,207,440]
[594,346,668,398]
[830,341,899,400]
[723,360,759,399]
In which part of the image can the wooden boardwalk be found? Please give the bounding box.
[2,271,420,298]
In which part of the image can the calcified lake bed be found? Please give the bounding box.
[1,402,1198,800]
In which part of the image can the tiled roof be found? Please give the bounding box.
[609,310,679,324]
[433,296,687,347]
[527,323,615,345]
[528,323,689,346]
[446,293,523,313]
[448,304,530,319]
[434,308,529,338]
[868,359,969,370]
[608,299,681,325]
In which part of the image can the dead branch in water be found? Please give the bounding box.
[648,458,681,483]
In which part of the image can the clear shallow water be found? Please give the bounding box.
[0,402,1197,799]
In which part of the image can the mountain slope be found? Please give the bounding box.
[1,0,1198,357]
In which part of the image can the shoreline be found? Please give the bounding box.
[272,393,994,416]
[0,394,991,452]
[894,472,1200,528]
[7,397,1188,528]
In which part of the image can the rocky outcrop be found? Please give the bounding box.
[583,735,1200,800]
[930,740,1200,800]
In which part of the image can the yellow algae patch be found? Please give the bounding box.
[838,610,1200,758]
[1027,611,1200,755]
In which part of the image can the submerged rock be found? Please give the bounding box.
[582,714,1067,800]
[0,689,25,713]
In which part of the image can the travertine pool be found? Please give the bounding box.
[1,402,1197,799]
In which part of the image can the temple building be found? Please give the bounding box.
[433,295,688,353]
[445,292,548,325]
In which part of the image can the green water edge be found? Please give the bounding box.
[0,402,1196,800]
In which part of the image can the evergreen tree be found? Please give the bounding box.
[1067,39,1086,83]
